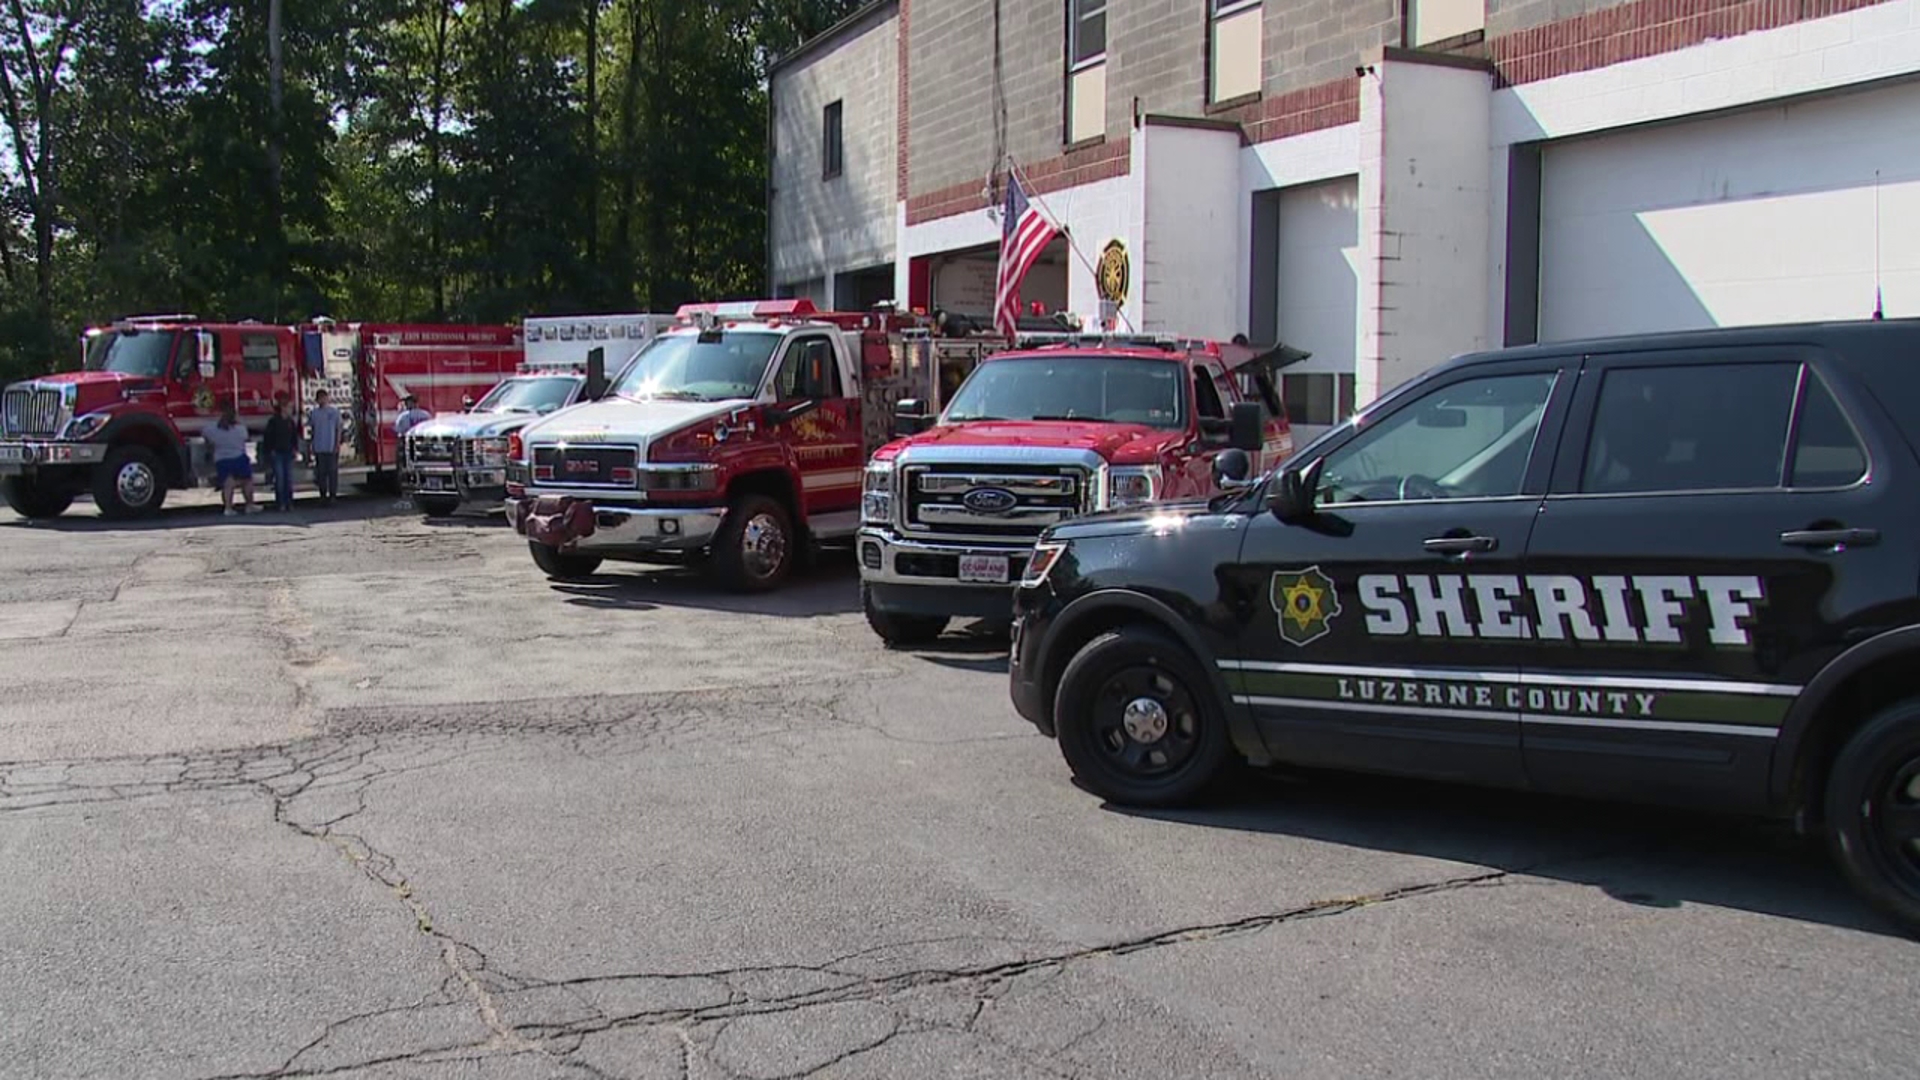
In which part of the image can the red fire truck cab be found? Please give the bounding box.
[0,316,522,519]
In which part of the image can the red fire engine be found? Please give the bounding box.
[0,316,523,519]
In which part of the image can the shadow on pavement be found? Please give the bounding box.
[1105,768,1904,938]
[546,549,864,618]
[0,491,414,533]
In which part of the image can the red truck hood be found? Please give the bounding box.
[887,420,1177,464]
[13,370,163,408]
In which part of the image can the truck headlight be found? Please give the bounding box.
[473,437,511,465]
[1019,541,1068,588]
[62,412,109,440]
[1107,465,1162,508]
[861,462,893,524]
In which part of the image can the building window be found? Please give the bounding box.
[1066,0,1107,144]
[1281,372,1357,427]
[1209,0,1262,103]
[822,100,843,180]
[1407,0,1484,48]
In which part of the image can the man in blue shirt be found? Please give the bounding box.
[307,389,343,505]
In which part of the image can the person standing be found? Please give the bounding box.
[205,402,259,516]
[395,393,432,438]
[263,393,298,512]
[308,389,342,505]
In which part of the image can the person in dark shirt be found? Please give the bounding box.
[263,393,299,512]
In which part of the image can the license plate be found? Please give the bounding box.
[958,554,1010,584]
[0,445,27,463]
[424,476,447,491]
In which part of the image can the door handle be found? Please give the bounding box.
[1780,527,1879,549]
[1423,535,1498,555]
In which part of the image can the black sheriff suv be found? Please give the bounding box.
[1010,318,1920,933]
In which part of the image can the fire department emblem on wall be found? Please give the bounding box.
[1270,566,1341,647]
[1096,240,1129,307]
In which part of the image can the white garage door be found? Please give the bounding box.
[1276,176,1359,434]
[1539,80,1920,342]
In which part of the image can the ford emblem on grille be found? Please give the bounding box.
[961,487,1018,515]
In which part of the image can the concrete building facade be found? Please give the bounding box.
[769,0,1920,439]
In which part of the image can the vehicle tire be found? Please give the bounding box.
[92,445,167,520]
[1823,699,1920,936]
[1053,627,1231,807]
[709,494,795,593]
[862,583,947,647]
[528,541,603,581]
[414,493,462,518]
[2,475,73,519]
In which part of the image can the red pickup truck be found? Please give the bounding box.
[856,335,1299,644]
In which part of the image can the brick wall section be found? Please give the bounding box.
[1490,0,1900,87]
[896,0,910,203]
[905,137,1130,225]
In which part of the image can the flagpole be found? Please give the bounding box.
[1006,159,1137,333]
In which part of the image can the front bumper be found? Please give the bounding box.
[404,464,508,502]
[507,495,725,553]
[0,440,108,473]
[1009,586,1056,734]
[857,528,1029,621]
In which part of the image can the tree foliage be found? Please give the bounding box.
[0,0,860,382]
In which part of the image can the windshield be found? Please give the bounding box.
[83,330,176,378]
[609,331,780,402]
[475,376,577,413]
[944,356,1186,428]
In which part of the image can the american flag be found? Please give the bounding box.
[994,174,1059,339]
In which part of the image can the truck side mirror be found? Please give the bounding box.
[585,346,608,400]
[196,332,216,379]
[1268,458,1324,524]
[893,398,932,437]
[1229,401,1265,452]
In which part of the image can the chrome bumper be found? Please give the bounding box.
[405,464,507,498]
[0,440,109,471]
[856,528,1032,587]
[507,497,725,553]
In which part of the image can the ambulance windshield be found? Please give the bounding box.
[476,376,576,414]
[610,331,781,402]
[83,329,176,378]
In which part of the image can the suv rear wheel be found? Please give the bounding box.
[2,475,73,519]
[93,445,166,519]
[528,541,603,581]
[862,584,948,647]
[1053,627,1230,807]
[1825,699,1920,935]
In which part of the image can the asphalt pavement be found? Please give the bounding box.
[1,490,1915,1079]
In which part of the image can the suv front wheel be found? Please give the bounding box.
[1053,627,1231,807]
[1825,700,1920,935]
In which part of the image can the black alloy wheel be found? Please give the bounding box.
[1825,699,1920,936]
[1053,627,1229,807]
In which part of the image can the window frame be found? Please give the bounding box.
[766,332,840,402]
[1295,360,1574,508]
[1068,0,1108,71]
[821,100,844,181]
[239,332,282,374]
[1546,348,1875,500]
[1206,0,1264,105]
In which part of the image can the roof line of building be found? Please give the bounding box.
[767,0,898,77]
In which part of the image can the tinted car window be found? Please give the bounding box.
[1317,372,1556,504]
[1790,373,1867,488]
[1582,363,1797,495]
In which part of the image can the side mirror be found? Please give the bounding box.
[1213,448,1254,491]
[893,398,933,437]
[1268,458,1324,524]
[585,346,608,401]
[1228,401,1265,452]
[196,332,216,379]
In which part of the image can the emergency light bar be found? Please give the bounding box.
[674,299,820,323]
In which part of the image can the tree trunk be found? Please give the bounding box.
[427,0,452,319]
[610,1,645,306]
[583,0,599,279]
[267,0,285,316]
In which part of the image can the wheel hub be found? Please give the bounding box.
[1122,696,1170,743]
[117,462,155,507]
[740,513,787,578]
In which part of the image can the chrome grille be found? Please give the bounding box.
[460,438,484,467]
[1,387,62,437]
[904,465,1091,540]
[531,444,638,488]
[406,433,457,463]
